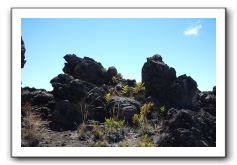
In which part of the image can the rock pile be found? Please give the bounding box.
[156,108,216,147]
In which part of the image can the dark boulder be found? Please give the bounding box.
[52,100,83,130]
[126,79,136,87]
[50,74,95,102]
[156,109,216,147]
[86,87,107,122]
[106,96,141,124]
[200,91,216,116]
[142,54,200,110]
[62,54,108,85]
[21,37,26,68]
[142,54,176,103]
[107,66,118,79]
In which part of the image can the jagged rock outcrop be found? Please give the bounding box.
[62,54,118,86]
[156,108,216,147]
[106,96,141,124]
[142,54,200,110]
[50,73,96,102]
[21,37,26,68]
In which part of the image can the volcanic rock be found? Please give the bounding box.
[156,108,216,147]
[21,37,26,68]
[63,54,108,85]
[106,96,141,124]
[50,73,95,102]
[200,89,216,116]
[85,87,107,122]
[142,54,200,110]
[52,100,83,130]
[21,87,55,118]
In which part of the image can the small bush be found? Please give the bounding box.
[132,82,145,95]
[104,93,112,102]
[132,102,153,126]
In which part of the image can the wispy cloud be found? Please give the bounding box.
[184,21,202,36]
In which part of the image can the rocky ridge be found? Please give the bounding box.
[21,39,216,147]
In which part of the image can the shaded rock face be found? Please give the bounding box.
[86,87,107,122]
[21,37,26,68]
[106,96,141,124]
[200,89,216,116]
[63,54,117,86]
[21,87,55,118]
[156,109,216,147]
[142,54,200,110]
[50,74,95,102]
[50,74,107,128]
[52,100,83,130]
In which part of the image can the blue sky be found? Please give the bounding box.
[21,18,216,91]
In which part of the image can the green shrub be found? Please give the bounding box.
[132,82,145,95]
[121,85,129,95]
[104,118,124,133]
[132,102,154,126]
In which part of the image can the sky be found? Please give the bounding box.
[21,18,216,91]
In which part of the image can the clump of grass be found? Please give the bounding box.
[104,118,124,133]
[22,102,42,146]
[137,134,155,147]
[91,124,104,141]
[78,100,89,124]
[121,85,129,95]
[77,123,87,140]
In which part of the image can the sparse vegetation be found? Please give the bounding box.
[137,134,155,147]
[92,140,107,147]
[104,118,124,133]
[159,105,167,117]
[22,102,44,146]
[104,93,112,102]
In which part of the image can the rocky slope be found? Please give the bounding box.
[21,40,216,147]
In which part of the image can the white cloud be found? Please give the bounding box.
[184,22,202,36]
